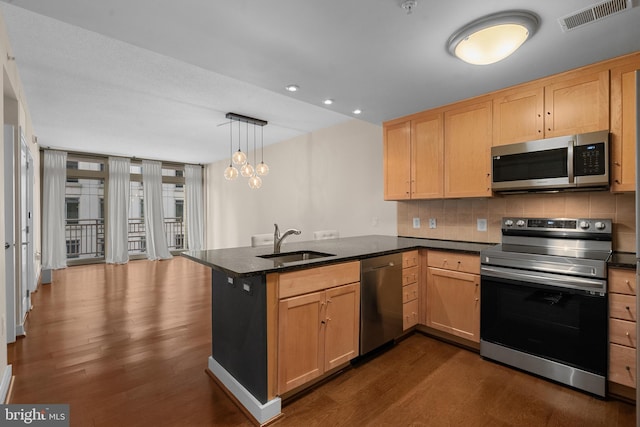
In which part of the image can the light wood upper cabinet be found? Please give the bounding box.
[610,61,638,192]
[411,112,444,199]
[383,113,443,200]
[383,121,411,200]
[543,70,609,137]
[444,100,492,198]
[493,71,609,145]
[493,85,544,146]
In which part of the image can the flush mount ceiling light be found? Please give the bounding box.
[447,10,539,65]
[285,84,299,92]
[323,99,334,105]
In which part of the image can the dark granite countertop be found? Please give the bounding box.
[182,235,494,277]
[609,252,636,269]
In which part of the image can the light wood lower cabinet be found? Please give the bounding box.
[425,250,480,343]
[608,267,636,392]
[277,262,360,395]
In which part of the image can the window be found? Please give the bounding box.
[65,197,79,224]
[175,234,184,249]
[66,239,80,258]
[64,176,105,261]
[175,169,184,189]
[55,153,195,262]
[175,199,184,219]
[66,161,79,183]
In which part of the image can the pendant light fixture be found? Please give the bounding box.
[248,125,262,189]
[232,118,247,166]
[240,121,254,178]
[447,10,539,65]
[224,113,268,188]
[223,116,239,180]
[256,125,269,176]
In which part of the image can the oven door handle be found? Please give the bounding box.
[481,265,606,294]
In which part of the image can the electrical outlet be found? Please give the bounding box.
[429,218,437,229]
[412,217,421,228]
[477,218,487,232]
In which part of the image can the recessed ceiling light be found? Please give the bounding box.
[323,99,333,105]
[285,85,299,92]
[447,10,538,65]
[353,109,362,115]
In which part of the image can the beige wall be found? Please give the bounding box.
[0,10,38,383]
[205,119,397,249]
[398,192,635,252]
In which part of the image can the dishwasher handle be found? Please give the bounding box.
[361,261,398,273]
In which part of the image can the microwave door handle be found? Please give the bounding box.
[567,140,574,183]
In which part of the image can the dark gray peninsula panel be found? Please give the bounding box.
[211,270,268,403]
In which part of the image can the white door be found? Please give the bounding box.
[18,131,33,332]
[4,125,16,343]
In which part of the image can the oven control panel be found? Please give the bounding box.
[502,217,611,234]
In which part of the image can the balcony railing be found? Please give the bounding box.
[65,217,184,260]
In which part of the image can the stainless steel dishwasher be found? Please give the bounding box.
[360,253,403,355]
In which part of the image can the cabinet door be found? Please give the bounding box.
[383,121,411,200]
[426,267,480,342]
[493,86,544,146]
[444,100,492,198]
[278,291,325,394]
[610,64,638,192]
[544,70,609,137]
[411,112,444,198]
[324,283,360,371]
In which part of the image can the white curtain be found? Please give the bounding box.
[184,164,204,250]
[142,160,172,260]
[106,157,130,264]
[42,150,67,269]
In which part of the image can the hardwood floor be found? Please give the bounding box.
[7,257,635,426]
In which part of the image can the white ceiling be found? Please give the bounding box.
[1,0,640,164]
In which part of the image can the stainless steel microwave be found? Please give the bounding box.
[491,130,609,193]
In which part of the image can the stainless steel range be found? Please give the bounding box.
[480,217,612,397]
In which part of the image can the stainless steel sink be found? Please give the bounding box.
[258,250,335,264]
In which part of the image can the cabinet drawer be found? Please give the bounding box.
[403,299,418,330]
[403,282,418,303]
[427,250,479,275]
[610,293,637,321]
[610,318,637,348]
[609,343,637,389]
[609,268,636,296]
[403,250,419,268]
[279,261,360,299]
[402,266,419,286]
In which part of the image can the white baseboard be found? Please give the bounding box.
[15,324,25,337]
[0,365,12,403]
[208,356,281,424]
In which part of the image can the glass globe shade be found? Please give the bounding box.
[454,23,530,65]
[223,165,238,180]
[249,175,262,189]
[240,163,254,178]
[256,161,269,176]
[232,149,247,165]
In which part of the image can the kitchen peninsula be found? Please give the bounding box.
[183,235,491,425]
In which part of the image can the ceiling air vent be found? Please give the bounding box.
[559,0,633,32]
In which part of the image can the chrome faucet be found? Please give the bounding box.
[273,223,301,253]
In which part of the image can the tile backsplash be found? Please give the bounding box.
[397,192,635,252]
